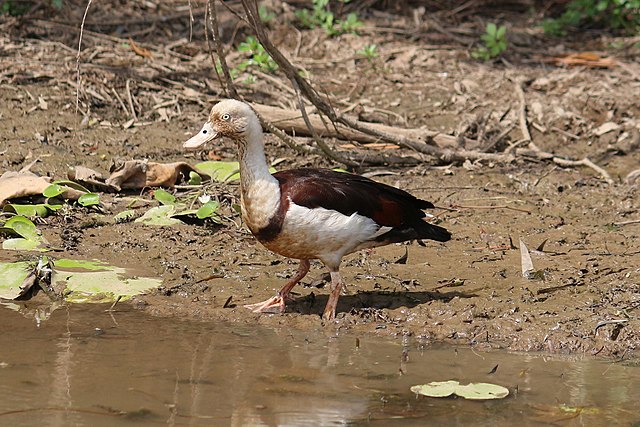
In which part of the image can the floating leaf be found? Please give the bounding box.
[0,259,161,302]
[196,201,220,220]
[0,261,31,299]
[2,238,43,251]
[410,381,459,398]
[411,380,509,400]
[134,205,182,226]
[153,189,176,205]
[54,259,109,271]
[78,192,100,207]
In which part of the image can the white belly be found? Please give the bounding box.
[260,202,389,268]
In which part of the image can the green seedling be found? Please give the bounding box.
[472,23,508,61]
[237,36,278,73]
[357,44,378,62]
[543,0,640,36]
[295,0,362,36]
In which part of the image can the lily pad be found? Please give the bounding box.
[0,259,161,303]
[0,261,31,299]
[195,161,241,182]
[134,205,182,226]
[411,380,509,400]
[153,189,176,205]
[195,161,277,182]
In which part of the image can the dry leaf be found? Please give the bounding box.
[594,122,620,136]
[129,38,153,59]
[551,52,617,69]
[0,171,84,206]
[105,160,208,190]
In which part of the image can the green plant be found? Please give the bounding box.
[543,0,640,35]
[237,36,278,73]
[295,0,362,36]
[258,5,275,23]
[1,0,62,15]
[357,44,378,61]
[471,23,508,61]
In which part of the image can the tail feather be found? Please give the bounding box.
[373,220,451,246]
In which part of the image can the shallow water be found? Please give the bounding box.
[0,304,637,427]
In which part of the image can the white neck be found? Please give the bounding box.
[238,119,281,230]
[239,120,278,189]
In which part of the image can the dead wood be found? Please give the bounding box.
[252,103,464,148]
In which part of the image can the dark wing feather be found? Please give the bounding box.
[273,169,433,227]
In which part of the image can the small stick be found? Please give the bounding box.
[75,0,94,112]
[553,157,614,184]
[125,79,137,120]
[111,87,130,117]
[107,295,122,311]
[613,219,640,226]
[514,79,534,148]
[450,204,532,214]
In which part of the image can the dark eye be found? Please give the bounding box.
[222,113,231,121]
[202,129,207,134]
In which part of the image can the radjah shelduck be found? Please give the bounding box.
[184,99,451,321]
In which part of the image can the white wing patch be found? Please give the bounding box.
[268,201,384,267]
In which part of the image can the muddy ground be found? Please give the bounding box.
[1,1,639,358]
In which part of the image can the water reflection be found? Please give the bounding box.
[0,303,638,426]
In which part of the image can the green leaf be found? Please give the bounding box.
[410,381,459,398]
[4,204,59,217]
[454,383,510,400]
[195,161,241,182]
[134,205,182,226]
[78,193,100,207]
[153,189,176,205]
[54,259,109,271]
[188,171,202,185]
[195,161,277,182]
[2,238,43,251]
[411,380,509,400]
[4,216,39,240]
[496,25,506,39]
[43,183,66,198]
[196,201,220,219]
[0,261,31,299]
[486,22,497,36]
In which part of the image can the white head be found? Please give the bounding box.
[183,99,261,149]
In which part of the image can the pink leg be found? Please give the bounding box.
[322,270,344,321]
[245,260,310,314]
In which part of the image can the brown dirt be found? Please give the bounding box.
[1,1,639,358]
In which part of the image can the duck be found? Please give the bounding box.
[183,99,451,321]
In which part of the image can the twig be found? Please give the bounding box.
[125,79,137,120]
[613,219,640,226]
[553,157,614,184]
[514,78,535,149]
[450,204,532,214]
[291,79,357,166]
[75,0,93,113]
[206,0,237,98]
